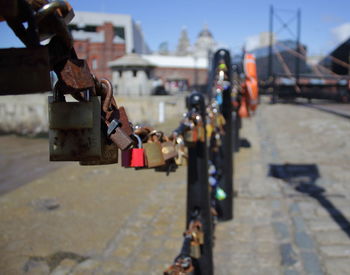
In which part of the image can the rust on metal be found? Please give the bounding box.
[58,58,95,90]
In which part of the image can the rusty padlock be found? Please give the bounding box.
[58,58,95,92]
[99,79,133,151]
[49,84,102,161]
[79,121,119,166]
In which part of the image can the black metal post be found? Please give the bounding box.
[186,92,213,275]
[218,85,233,220]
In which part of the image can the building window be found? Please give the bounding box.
[133,70,137,77]
[92,59,98,70]
[114,26,125,40]
[84,25,97,32]
[119,70,123,77]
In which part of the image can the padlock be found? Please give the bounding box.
[130,134,145,167]
[161,137,178,161]
[143,133,165,168]
[183,120,198,147]
[115,106,133,136]
[174,136,188,166]
[0,47,51,95]
[192,221,204,245]
[190,239,201,259]
[99,79,133,151]
[107,119,133,150]
[79,122,119,166]
[49,89,102,161]
[194,114,205,143]
[121,134,144,168]
[121,149,132,167]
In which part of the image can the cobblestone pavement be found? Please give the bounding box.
[0,98,349,274]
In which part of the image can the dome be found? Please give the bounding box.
[198,25,213,38]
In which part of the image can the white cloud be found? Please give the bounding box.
[245,34,260,51]
[332,22,350,43]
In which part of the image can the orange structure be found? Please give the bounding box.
[239,53,259,117]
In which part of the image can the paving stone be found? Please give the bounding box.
[23,260,50,275]
[320,245,350,257]
[295,231,316,250]
[300,252,323,275]
[292,215,307,233]
[280,243,298,267]
[284,269,300,275]
[314,230,350,246]
[308,219,347,232]
[324,258,350,275]
[70,259,100,275]
[289,203,301,215]
[272,222,290,241]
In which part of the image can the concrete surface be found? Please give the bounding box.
[0,98,350,274]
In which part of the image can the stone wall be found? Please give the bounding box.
[0,94,186,136]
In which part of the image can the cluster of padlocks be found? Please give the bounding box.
[1,1,259,274]
[164,219,204,274]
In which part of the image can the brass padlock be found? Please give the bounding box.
[143,132,165,168]
[190,239,201,259]
[161,136,178,161]
[49,91,102,161]
[184,120,198,147]
[174,136,188,166]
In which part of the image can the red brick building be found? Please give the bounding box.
[69,11,151,80]
[72,23,126,80]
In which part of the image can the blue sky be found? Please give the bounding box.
[1,0,349,56]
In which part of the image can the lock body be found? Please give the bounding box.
[161,141,178,161]
[49,96,102,161]
[143,142,165,168]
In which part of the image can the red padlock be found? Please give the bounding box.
[130,134,145,167]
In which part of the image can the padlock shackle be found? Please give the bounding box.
[132,134,142,149]
[36,0,70,23]
[147,130,164,141]
[100,79,118,113]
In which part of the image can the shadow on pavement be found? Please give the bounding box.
[296,103,350,120]
[239,138,251,148]
[268,163,350,238]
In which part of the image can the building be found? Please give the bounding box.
[108,53,208,95]
[109,52,154,96]
[142,55,208,92]
[193,25,217,58]
[69,11,151,80]
[107,25,215,95]
[176,27,191,56]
